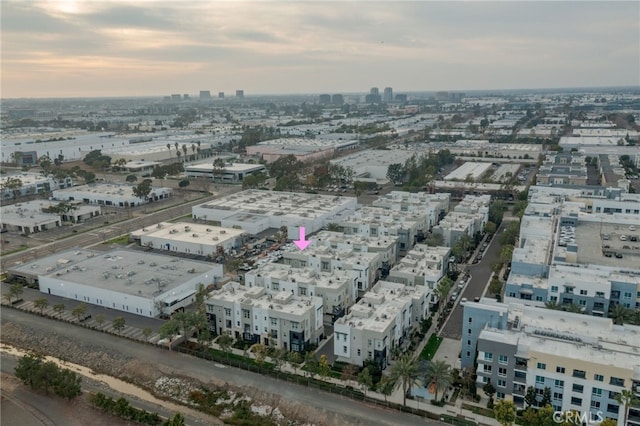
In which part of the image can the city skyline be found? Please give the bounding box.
[1,1,639,99]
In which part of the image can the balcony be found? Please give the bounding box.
[515,360,528,371]
[514,371,527,383]
[573,370,586,379]
[513,384,526,395]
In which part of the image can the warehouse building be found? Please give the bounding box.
[1,200,101,234]
[53,183,172,207]
[8,249,223,318]
[184,162,266,183]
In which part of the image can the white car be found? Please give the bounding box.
[620,235,628,241]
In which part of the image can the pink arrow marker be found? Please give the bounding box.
[293,226,311,251]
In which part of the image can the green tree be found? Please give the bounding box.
[71,303,88,322]
[15,353,44,389]
[483,221,497,235]
[241,172,267,189]
[53,303,65,316]
[1,176,24,199]
[33,297,49,315]
[357,367,373,394]
[500,245,514,264]
[269,155,304,180]
[251,344,268,365]
[377,376,395,402]
[524,385,537,408]
[318,354,330,378]
[287,351,302,374]
[493,399,517,426]
[541,387,552,407]
[423,359,452,403]
[112,316,126,335]
[159,320,181,350]
[217,334,234,360]
[95,314,105,327]
[125,174,138,183]
[615,388,639,426]
[34,361,60,395]
[424,233,444,247]
[386,163,405,185]
[489,278,503,296]
[132,179,153,203]
[483,382,496,399]
[388,355,420,406]
[53,368,82,400]
[165,412,185,426]
[7,283,24,303]
[142,327,153,340]
[609,303,630,325]
[435,277,453,313]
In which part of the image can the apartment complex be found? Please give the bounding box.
[463,299,640,424]
[205,282,323,352]
[334,281,430,368]
[387,244,451,289]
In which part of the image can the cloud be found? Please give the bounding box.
[1,1,638,97]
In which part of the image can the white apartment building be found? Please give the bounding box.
[131,222,245,256]
[245,263,353,321]
[205,282,324,352]
[387,244,451,289]
[432,212,481,247]
[282,243,383,296]
[1,172,73,200]
[371,191,450,230]
[192,189,357,236]
[53,183,172,207]
[312,230,399,268]
[334,281,430,368]
[9,249,223,318]
[469,300,640,425]
[336,206,427,253]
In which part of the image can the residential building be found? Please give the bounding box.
[387,244,451,289]
[463,299,640,424]
[245,263,354,322]
[371,191,450,230]
[334,281,430,368]
[205,282,323,352]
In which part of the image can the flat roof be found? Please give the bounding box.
[573,220,640,268]
[53,183,171,198]
[131,222,245,245]
[11,249,222,298]
[185,162,266,173]
[444,162,492,181]
[250,263,353,290]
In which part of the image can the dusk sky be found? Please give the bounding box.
[2,1,639,98]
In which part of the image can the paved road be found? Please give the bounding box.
[0,188,237,272]
[1,308,441,426]
[440,220,510,340]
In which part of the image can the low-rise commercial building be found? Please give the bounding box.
[8,249,223,318]
[334,281,430,368]
[192,189,357,236]
[0,200,101,234]
[131,222,246,256]
[53,183,172,207]
[205,282,323,352]
[184,162,266,183]
[1,172,73,200]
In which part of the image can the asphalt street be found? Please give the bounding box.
[440,219,510,340]
[1,308,442,426]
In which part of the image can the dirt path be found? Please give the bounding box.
[1,343,222,425]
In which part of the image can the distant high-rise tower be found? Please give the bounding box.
[383,87,393,102]
[171,94,182,101]
[183,94,190,100]
[395,94,407,103]
[370,87,379,96]
[218,92,225,99]
[319,94,331,104]
[199,90,211,99]
[236,90,244,98]
[332,94,344,106]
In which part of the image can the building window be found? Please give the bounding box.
[609,391,619,400]
[291,322,299,330]
[580,289,587,295]
[499,355,508,365]
[497,379,506,388]
[571,397,582,406]
[555,380,564,388]
[357,349,361,356]
[242,309,250,319]
[556,366,565,374]
[553,392,563,400]
[607,404,618,414]
[498,368,507,377]
[624,292,632,299]
[536,376,545,385]
[592,388,602,397]
[468,317,472,323]
[594,374,604,382]
[299,287,307,296]
[483,365,492,374]
[270,317,277,325]
[343,346,347,354]
[590,400,600,409]
[551,286,558,293]
[496,392,505,399]
[537,362,546,370]
[572,369,586,379]
[609,377,624,387]
[572,384,584,393]
[595,291,605,298]
[484,352,493,361]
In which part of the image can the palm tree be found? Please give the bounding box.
[191,144,196,155]
[174,141,179,152]
[422,359,452,403]
[33,297,49,315]
[388,355,420,406]
[544,300,562,310]
[615,389,639,426]
[176,150,182,161]
[459,233,473,254]
[609,303,630,325]
[181,144,188,158]
[326,223,341,232]
[563,303,584,314]
[166,143,171,157]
